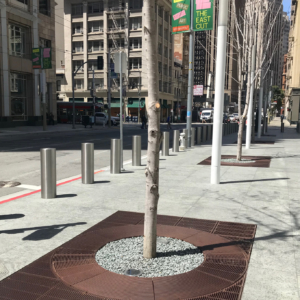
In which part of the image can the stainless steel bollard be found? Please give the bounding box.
[197,127,202,144]
[81,143,94,184]
[110,139,121,174]
[191,128,196,146]
[183,129,188,148]
[173,130,180,152]
[41,148,56,199]
[202,126,207,142]
[132,135,142,166]
[162,132,170,156]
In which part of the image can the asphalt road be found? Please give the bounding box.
[0,123,187,198]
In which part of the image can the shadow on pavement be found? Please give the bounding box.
[0,222,86,240]
[94,181,110,184]
[56,194,77,198]
[221,178,290,184]
[0,214,25,221]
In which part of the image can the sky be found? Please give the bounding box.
[283,0,291,14]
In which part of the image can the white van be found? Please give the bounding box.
[200,110,214,123]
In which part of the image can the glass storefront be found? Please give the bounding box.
[10,73,27,121]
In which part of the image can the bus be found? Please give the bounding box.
[57,101,103,124]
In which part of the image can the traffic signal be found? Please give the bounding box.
[97,56,103,70]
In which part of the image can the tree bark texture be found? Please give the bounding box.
[143,0,161,259]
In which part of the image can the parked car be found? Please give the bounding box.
[200,110,214,123]
[223,113,229,123]
[228,114,236,123]
[233,113,239,121]
[95,112,120,126]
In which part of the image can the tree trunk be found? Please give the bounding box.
[143,0,161,259]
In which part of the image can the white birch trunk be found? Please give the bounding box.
[143,0,161,259]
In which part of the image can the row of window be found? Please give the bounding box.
[158,81,172,94]
[72,17,142,35]
[158,43,173,58]
[158,62,172,77]
[73,58,142,72]
[72,0,143,16]
[16,0,50,16]
[72,38,142,53]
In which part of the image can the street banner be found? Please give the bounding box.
[172,0,191,34]
[193,85,203,96]
[32,48,42,69]
[194,0,214,31]
[42,48,52,69]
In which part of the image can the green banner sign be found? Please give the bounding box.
[32,48,42,69]
[42,48,52,69]
[194,0,214,31]
[172,0,191,34]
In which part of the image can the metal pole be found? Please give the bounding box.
[191,128,196,146]
[138,70,141,123]
[197,127,202,144]
[41,70,47,131]
[132,135,141,166]
[211,0,228,184]
[41,148,56,199]
[203,125,207,141]
[162,132,170,156]
[81,143,94,184]
[246,44,257,150]
[186,0,194,147]
[110,139,121,174]
[257,79,263,138]
[120,52,123,170]
[177,76,180,122]
[93,69,95,122]
[72,70,75,129]
[108,51,111,128]
[173,130,180,152]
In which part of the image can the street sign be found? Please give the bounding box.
[194,0,214,31]
[114,52,127,74]
[193,85,203,96]
[32,48,42,69]
[172,0,191,34]
[42,48,52,69]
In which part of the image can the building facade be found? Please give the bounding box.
[57,0,178,122]
[285,0,300,124]
[0,0,56,127]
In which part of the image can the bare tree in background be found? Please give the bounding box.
[143,0,162,259]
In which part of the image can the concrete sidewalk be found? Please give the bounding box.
[0,118,299,299]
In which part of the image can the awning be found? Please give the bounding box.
[127,98,145,108]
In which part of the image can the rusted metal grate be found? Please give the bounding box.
[198,155,271,168]
[0,211,256,300]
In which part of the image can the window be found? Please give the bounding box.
[108,19,125,30]
[72,42,83,53]
[130,17,142,30]
[129,0,143,10]
[169,48,172,58]
[57,80,61,92]
[158,43,162,55]
[164,11,169,22]
[88,1,104,14]
[88,78,104,89]
[40,38,51,48]
[159,81,162,91]
[169,66,172,77]
[9,24,26,57]
[73,60,84,72]
[158,6,163,18]
[158,62,162,74]
[164,29,168,41]
[88,21,103,32]
[17,0,28,3]
[164,46,168,58]
[108,39,125,49]
[163,82,168,93]
[88,40,103,52]
[163,64,168,76]
[88,60,98,71]
[73,23,83,34]
[39,0,50,16]
[129,58,142,69]
[74,79,83,90]
[10,73,27,120]
[72,4,83,16]
[129,78,139,89]
[130,38,142,49]
[158,26,163,37]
